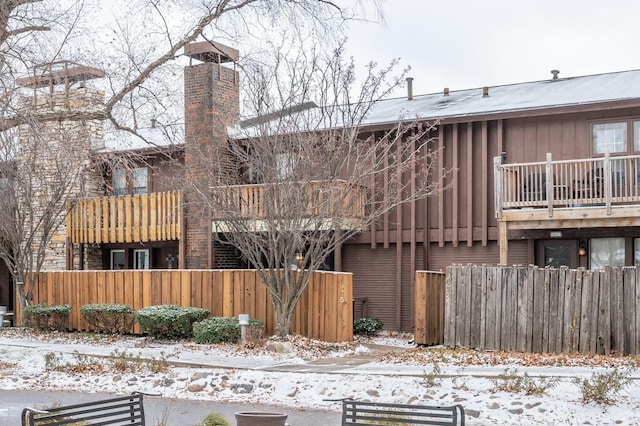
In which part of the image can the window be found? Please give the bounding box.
[111,166,148,196]
[133,249,149,269]
[276,153,296,179]
[544,245,572,268]
[132,167,148,195]
[592,122,627,154]
[589,238,625,270]
[634,121,640,152]
[112,169,127,197]
[110,250,125,270]
[592,119,640,155]
[635,238,640,266]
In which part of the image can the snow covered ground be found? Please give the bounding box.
[0,328,639,425]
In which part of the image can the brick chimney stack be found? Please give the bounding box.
[183,41,240,269]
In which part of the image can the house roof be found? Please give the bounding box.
[361,69,640,127]
[102,69,640,150]
[99,125,182,154]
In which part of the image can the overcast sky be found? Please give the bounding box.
[345,0,640,97]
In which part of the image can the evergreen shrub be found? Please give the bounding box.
[23,304,71,331]
[193,316,264,344]
[80,303,136,334]
[353,317,384,336]
[136,305,210,339]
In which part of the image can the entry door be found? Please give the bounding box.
[537,239,578,268]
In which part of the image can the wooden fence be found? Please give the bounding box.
[24,269,353,342]
[445,264,640,355]
[414,270,446,345]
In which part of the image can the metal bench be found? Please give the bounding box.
[340,399,465,425]
[21,391,157,426]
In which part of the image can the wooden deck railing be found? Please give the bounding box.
[67,191,181,244]
[495,152,640,218]
[212,180,367,221]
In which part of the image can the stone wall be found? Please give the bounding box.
[16,87,105,271]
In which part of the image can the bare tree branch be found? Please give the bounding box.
[183,44,451,336]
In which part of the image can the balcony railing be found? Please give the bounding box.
[212,180,367,223]
[67,191,181,244]
[495,152,640,218]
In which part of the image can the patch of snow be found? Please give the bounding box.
[0,328,639,425]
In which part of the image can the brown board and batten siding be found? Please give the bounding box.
[425,240,529,272]
[342,243,423,332]
[344,105,640,330]
[425,120,502,252]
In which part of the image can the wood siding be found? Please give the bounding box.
[343,243,423,332]
[22,269,353,342]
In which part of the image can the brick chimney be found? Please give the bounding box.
[183,41,240,269]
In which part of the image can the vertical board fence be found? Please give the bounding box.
[24,269,353,342]
[414,271,446,346]
[445,264,640,355]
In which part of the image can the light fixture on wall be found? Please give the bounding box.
[579,242,587,257]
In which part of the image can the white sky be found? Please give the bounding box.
[345,0,640,97]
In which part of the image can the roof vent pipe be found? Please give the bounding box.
[443,87,450,96]
[551,69,560,80]
[482,86,489,97]
[406,77,414,100]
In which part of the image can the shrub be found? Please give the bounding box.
[193,317,264,344]
[490,368,559,396]
[80,304,136,334]
[422,362,442,387]
[198,412,231,426]
[572,367,634,404]
[136,305,210,339]
[23,304,71,331]
[353,317,383,336]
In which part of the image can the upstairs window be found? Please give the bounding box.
[112,169,127,197]
[132,167,148,195]
[634,121,640,151]
[592,122,626,154]
[276,152,296,180]
[110,166,148,196]
[592,119,640,155]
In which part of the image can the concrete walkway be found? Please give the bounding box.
[0,335,633,379]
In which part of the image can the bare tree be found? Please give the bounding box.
[184,45,448,337]
[0,0,381,314]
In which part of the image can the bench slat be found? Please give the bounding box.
[22,393,147,426]
[342,400,464,426]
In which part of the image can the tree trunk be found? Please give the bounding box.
[274,303,295,338]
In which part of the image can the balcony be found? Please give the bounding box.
[211,180,367,228]
[67,191,181,244]
[495,152,640,219]
[494,153,640,263]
